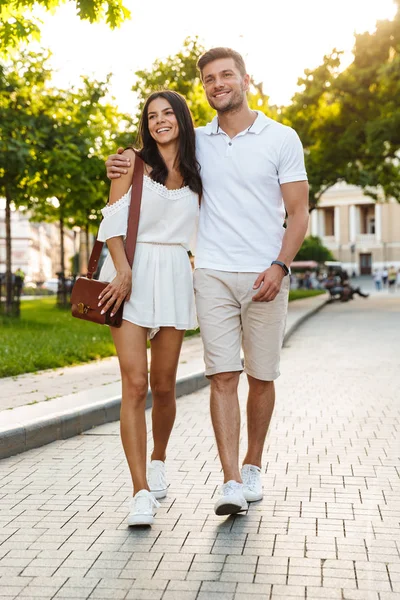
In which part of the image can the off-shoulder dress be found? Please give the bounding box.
[97,175,199,339]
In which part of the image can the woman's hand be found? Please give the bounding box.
[98,269,132,317]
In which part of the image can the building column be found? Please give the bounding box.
[318,209,325,237]
[311,209,318,236]
[349,205,357,243]
[334,206,341,243]
[375,203,382,242]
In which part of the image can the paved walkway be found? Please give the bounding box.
[0,294,399,599]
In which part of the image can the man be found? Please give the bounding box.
[106,48,309,516]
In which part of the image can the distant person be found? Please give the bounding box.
[373,268,383,291]
[304,270,312,289]
[324,272,369,301]
[14,268,25,281]
[324,273,343,298]
[343,280,369,301]
[382,267,389,287]
[388,266,397,292]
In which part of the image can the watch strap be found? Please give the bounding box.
[271,260,289,275]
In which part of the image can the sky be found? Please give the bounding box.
[32,0,398,116]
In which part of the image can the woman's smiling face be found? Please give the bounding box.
[147,97,180,145]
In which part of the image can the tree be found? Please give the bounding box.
[283,1,400,209]
[0,51,51,314]
[281,51,346,211]
[337,1,400,203]
[27,75,133,303]
[295,236,335,263]
[0,0,130,53]
[0,50,133,312]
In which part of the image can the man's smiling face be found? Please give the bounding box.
[202,57,250,113]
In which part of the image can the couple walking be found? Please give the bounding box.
[98,47,309,526]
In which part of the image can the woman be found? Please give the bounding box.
[97,91,202,526]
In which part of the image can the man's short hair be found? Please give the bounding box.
[197,47,247,79]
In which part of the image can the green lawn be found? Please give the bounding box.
[0,298,117,378]
[0,289,326,378]
[288,289,326,302]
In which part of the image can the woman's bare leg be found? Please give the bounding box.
[111,321,149,495]
[149,328,185,461]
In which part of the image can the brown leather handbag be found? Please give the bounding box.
[71,154,144,327]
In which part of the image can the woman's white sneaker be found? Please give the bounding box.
[147,460,168,499]
[241,464,263,502]
[214,480,248,516]
[127,490,160,526]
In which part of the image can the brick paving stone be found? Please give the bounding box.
[0,296,399,598]
[89,589,127,599]
[236,582,271,595]
[162,592,198,600]
[197,593,235,600]
[306,588,342,599]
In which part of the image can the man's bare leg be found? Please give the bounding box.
[242,376,275,468]
[210,371,242,483]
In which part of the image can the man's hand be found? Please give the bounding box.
[106,147,131,180]
[252,265,285,302]
[98,270,132,317]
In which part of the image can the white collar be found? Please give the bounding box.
[203,110,272,136]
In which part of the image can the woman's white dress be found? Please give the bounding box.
[97,175,199,339]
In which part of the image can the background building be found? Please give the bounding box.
[0,208,75,282]
[309,183,400,274]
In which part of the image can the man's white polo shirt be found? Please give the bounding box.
[194,110,307,272]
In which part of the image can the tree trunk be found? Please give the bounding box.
[59,214,67,306]
[4,189,13,316]
[60,215,65,277]
[85,224,90,268]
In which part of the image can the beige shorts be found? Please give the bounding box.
[193,269,289,381]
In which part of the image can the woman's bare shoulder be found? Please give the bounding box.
[108,149,137,205]
[122,148,137,162]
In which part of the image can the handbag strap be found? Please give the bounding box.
[86,153,144,279]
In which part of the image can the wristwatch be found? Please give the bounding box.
[271,260,289,276]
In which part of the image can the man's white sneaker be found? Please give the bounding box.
[214,480,248,516]
[241,464,263,502]
[127,489,160,526]
[147,460,168,499]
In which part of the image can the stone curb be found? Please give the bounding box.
[0,372,209,460]
[0,297,329,460]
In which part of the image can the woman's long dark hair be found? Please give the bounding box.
[136,90,202,197]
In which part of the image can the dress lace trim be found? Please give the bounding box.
[101,188,131,218]
[144,175,192,199]
[101,175,194,218]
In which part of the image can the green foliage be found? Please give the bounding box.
[0,51,51,208]
[0,0,130,53]
[340,7,400,202]
[295,236,335,263]
[281,50,346,210]
[0,50,134,307]
[27,74,133,234]
[283,3,400,207]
